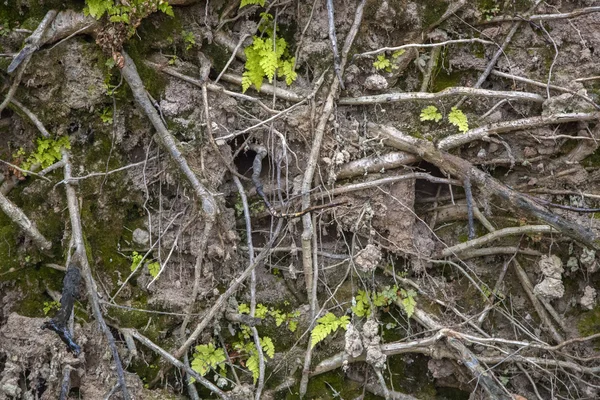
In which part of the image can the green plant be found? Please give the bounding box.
[15,136,71,173]
[310,312,349,348]
[448,106,469,132]
[130,251,160,278]
[240,0,265,7]
[233,335,275,384]
[241,12,297,92]
[420,105,469,133]
[99,107,113,124]
[352,286,417,319]
[373,54,391,71]
[85,0,174,23]
[191,343,226,377]
[419,105,443,122]
[181,30,196,51]
[43,301,61,315]
[372,50,405,72]
[238,302,300,332]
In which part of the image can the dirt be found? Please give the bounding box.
[1,0,600,399]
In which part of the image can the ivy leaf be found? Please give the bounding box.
[420,105,442,123]
[373,54,391,71]
[448,107,469,132]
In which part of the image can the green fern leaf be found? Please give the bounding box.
[247,353,259,384]
[258,39,278,82]
[147,262,160,278]
[261,337,275,358]
[373,54,391,71]
[420,105,442,123]
[400,289,417,318]
[279,58,297,85]
[448,107,469,132]
[240,0,266,8]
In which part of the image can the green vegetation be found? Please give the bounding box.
[240,10,297,93]
[372,50,405,72]
[310,312,349,348]
[84,0,174,24]
[352,286,417,319]
[419,105,469,133]
[14,136,71,173]
[238,302,300,332]
[130,251,160,278]
[232,325,275,384]
[191,343,227,377]
[448,106,469,132]
[240,0,265,7]
[419,105,442,122]
[43,300,61,315]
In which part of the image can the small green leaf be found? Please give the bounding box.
[238,303,250,314]
[448,107,469,132]
[147,262,160,278]
[420,105,443,123]
[240,0,266,8]
[373,54,391,71]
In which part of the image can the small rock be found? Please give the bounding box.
[538,255,563,279]
[580,286,597,310]
[534,277,565,299]
[364,74,388,91]
[580,248,597,274]
[132,228,149,245]
[354,244,382,273]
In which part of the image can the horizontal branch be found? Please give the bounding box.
[339,86,544,105]
[438,112,600,151]
[355,38,496,58]
[219,73,303,102]
[483,6,600,24]
[370,123,600,250]
[437,225,554,258]
[336,152,419,179]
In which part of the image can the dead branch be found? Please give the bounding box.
[299,1,367,396]
[0,11,57,115]
[0,191,52,250]
[145,61,277,114]
[61,149,130,400]
[9,99,51,137]
[335,152,419,179]
[339,86,544,105]
[120,51,218,218]
[219,73,304,101]
[326,0,343,89]
[483,6,600,24]
[512,259,564,343]
[369,123,600,250]
[437,225,554,258]
[123,328,229,399]
[356,38,495,58]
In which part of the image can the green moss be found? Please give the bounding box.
[421,0,448,27]
[432,70,463,92]
[582,149,600,168]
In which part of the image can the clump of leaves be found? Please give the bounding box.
[310,312,350,348]
[99,107,113,124]
[85,0,174,23]
[419,105,443,122]
[241,12,297,92]
[238,302,300,332]
[43,301,61,315]
[241,0,265,7]
[372,50,405,72]
[191,343,226,377]
[181,30,196,51]
[130,251,160,278]
[420,105,469,133]
[15,136,71,173]
[233,331,275,384]
[352,286,416,318]
[448,106,469,132]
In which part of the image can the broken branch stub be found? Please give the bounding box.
[369,123,600,250]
